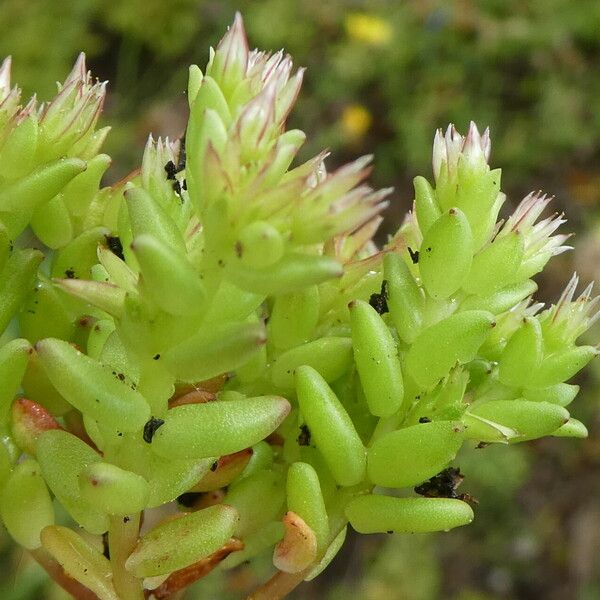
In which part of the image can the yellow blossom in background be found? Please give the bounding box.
[341,103,373,141]
[345,13,393,46]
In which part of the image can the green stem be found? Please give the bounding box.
[248,488,362,600]
[109,513,144,600]
[246,569,310,600]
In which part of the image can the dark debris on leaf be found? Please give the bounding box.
[105,235,125,261]
[369,279,389,315]
[414,467,479,507]
[143,417,165,443]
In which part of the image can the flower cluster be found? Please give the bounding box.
[0,15,596,600]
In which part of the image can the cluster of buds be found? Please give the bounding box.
[0,15,596,600]
[0,54,110,243]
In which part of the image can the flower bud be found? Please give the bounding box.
[501,192,571,281]
[435,131,501,250]
[236,82,277,161]
[291,157,390,245]
[433,123,490,185]
[208,13,249,98]
[37,57,106,161]
[539,273,600,351]
[11,398,62,456]
[0,57,20,120]
[275,67,304,124]
[140,135,186,209]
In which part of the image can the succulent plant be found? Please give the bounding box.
[0,14,596,600]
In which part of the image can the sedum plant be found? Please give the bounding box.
[0,13,597,600]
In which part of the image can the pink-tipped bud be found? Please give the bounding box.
[11,398,63,456]
[499,191,572,280]
[432,122,492,182]
[0,56,12,98]
[273,511,317,573]
[210,13,249,93]
[63,53,87,88]
[541,273,600,348]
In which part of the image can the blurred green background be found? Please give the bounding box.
[1,1,600,598]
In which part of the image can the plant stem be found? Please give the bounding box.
[246,569,309,600]
[109,513,144,600]
[247,512,351,600]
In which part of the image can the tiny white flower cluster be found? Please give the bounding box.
[432,121,491,182]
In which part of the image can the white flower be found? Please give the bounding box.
[500,191,572,266]
[432,121,491,183]
[542,273,600,345]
